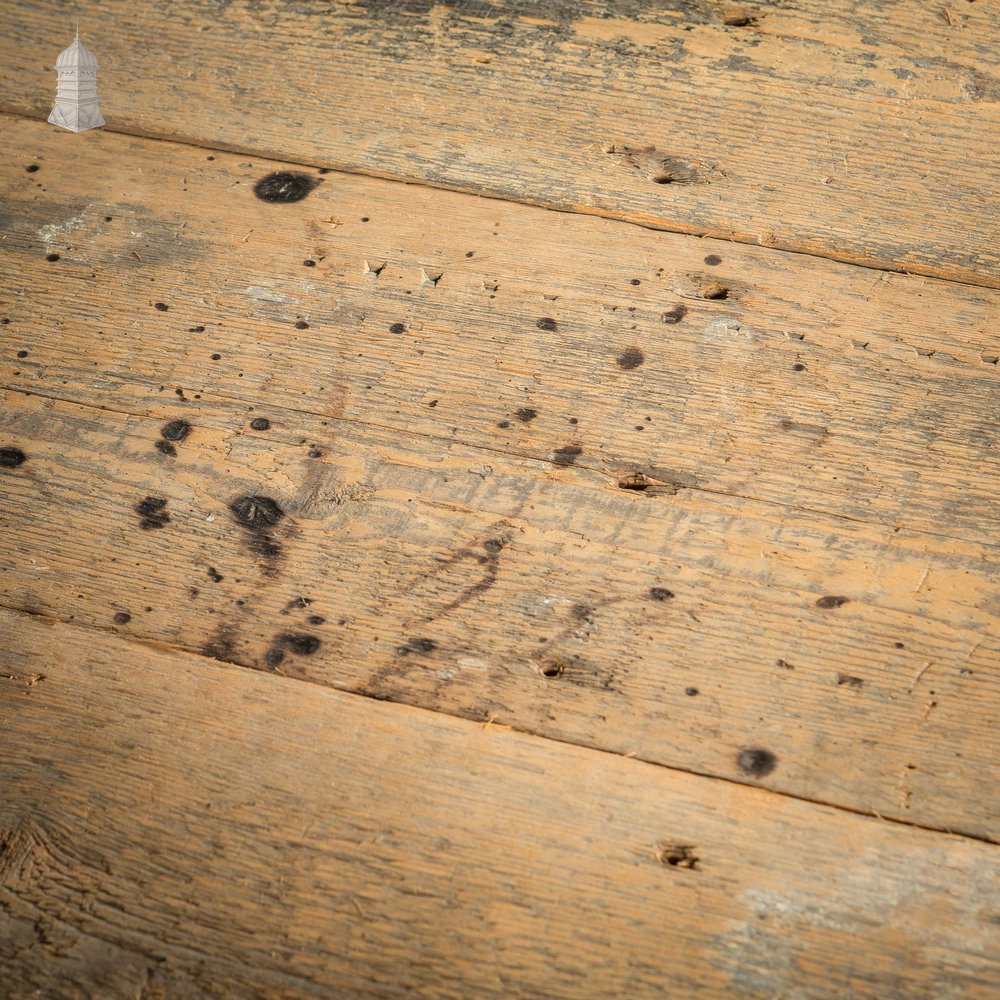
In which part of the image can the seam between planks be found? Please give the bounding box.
[4,380,998,555]
[2,108,998,294]
[1,602,995,849]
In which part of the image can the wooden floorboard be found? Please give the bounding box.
[2,385,998,839]
[1,608,998,1000]
[0,1,998,285]
[2,116,998,540]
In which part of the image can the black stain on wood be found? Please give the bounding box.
[816,595,849,609]
[536,317,557,331]
[685,687,699,696]
[253,172,320,203]
[250,418,271,431]
[552,445,582,466]
[397,637,437,656]
[617,347,645,369]
[161,420,191,442]
[661,305,688,324]
[25,164,39,173]
[389,322,406,334]
[650,587,675,601]
[295,320,309,330]
[515,407,538,422]
[154,302,169,311]
[155,440,176,456]
[308,614,326,626]
[113,611,131,625]
[704,254,722,265]
[207,567,224,582]
[737,748,777,777]
[228,495,285,566]
[0,447,27,468]
[135,496,170,530]
[202,625,238,661]
[46,253,60,262]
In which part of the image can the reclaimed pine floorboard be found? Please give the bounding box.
[1,1,998,997]
[1,0,998,284]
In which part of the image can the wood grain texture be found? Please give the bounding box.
[0,1,998,284]
[2,384,998,840]
[2,116,999,541]
[1,608,997,1000]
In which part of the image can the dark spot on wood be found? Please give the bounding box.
[295,320,309,330]
[816,595,849,609]
[154,440,176,456]
[389,322,406,334]
[656,844,699,870]
[536,317,557,331]
[685,687,699,696]
[497,420,510,428]
[207,567,224,583]
[837,673,864,688]
[361,217,369,222]
[661,305,688,324]
[724,15,756,27]
[630,278,641,286]
[211,353,221,360]
[277,633,321,656]
[229,495,284,530]
[428,399,438,407]
[25,164,39,173]
[484,538,505,554]
[568,417,578,424]
[46,253,60,262]
[737,748,777,777]
[202,626,238,661]
[189,325,205,333]
[397,637,437,656]
[113,611,131,625]
[894,641,905,649]
[793,363,806,371]
[570,603,593,621]
[776,658,796,670]
[154,302,168,311]
[135,496,170,530]
[650,587,675,601]
[284,597,312,612]
[253,172,319,203]
[250,418,271,431]
[617,347,644,370]
[16,350,28,358]
[552,445,582,467]
[308,449,322,458]
[104,215,113,222]
[308,614,326,626]
[161,420,191,442]
[303,259,316,267]
[0,447,27,468]
[515,407,538,422]
[701,283,729,300]
[704,254,722,266]
[465,251,474,257]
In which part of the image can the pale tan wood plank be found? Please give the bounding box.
[0,1,997,284]
[1,387,997,840]
[1,608,997,999]
[1,116,998,541]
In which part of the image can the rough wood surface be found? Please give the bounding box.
[0,1,998,284]
[1,608,997,1000]
[2,116,999,541]
[2,382,999,840]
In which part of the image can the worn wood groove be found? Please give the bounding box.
[2,116,999,544]
[1,1,998,285]
[1,608,998,999]
[2,384,997,840]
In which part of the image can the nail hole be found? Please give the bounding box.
[655,843,700,869]
[701,283,729,300]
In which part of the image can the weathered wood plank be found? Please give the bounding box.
[2,116,999,540]
[1,608,997,999]
[1,1,997,285]
[1,387,997,840]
